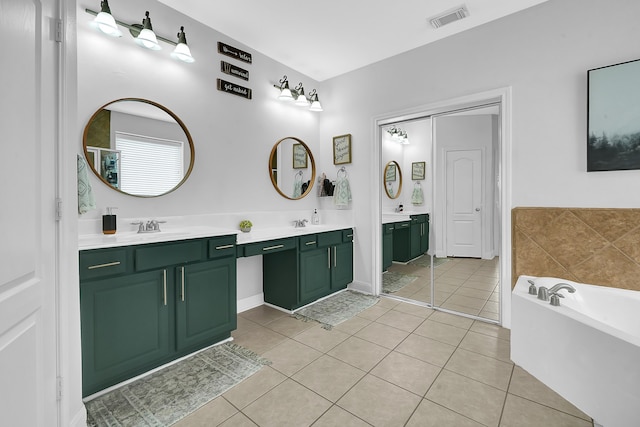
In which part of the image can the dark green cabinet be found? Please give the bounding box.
[389,214,429,263]
[392,221,412,262]
[382,224,394,271]
[80,235,236,397]
[410,214,429,260]
[263,228,353,310]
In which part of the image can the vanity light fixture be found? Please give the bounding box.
[90,0,122,37]
[274,75,323,111]
[134,11,161,50]
[387,126,409,144]
[85,5,196,62]
[170,26,195,63]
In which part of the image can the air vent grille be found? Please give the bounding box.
[429,5,469,29]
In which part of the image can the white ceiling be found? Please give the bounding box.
[158,0,549,81]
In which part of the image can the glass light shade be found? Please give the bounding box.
[171,43,195,63]
[135,28,161,50]
[309,100,323,112]
[295,93,309,107]
[92,11,122,37]
[278,88,294,101]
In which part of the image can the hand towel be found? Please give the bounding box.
[293,177,303,198]
[411,183,424,205]
[77,154,96,214]
[333,176,352,207]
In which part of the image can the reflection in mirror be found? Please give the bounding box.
[269,137,316,200]
[384,161,402,199]
[83,98,194,197]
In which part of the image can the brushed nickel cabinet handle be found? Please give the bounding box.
[163,269,167,306]
[305,241,317,246]
[263,244,284,251]
[181,266,185,302]
[215,244,234,250]
[87,261,121,270]
[327,248,331,269]
[333,247,337,267]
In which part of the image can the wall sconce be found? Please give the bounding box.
[387,126,409,144]
[274,75,323,112]
[86,1,195,63]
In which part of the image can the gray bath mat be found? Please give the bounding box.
[85,343,270,426]
[294,290,379,329]
[382,271,417,293]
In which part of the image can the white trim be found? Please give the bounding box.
[373,87,512,328]
[237,293,264,313]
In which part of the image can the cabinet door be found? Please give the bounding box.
[383,232,393,271]
[331,242,353,290]
[299,248,331,304]
[392,222,412,262]
[176,258,237,352]
[410,222,422,259]
[420,222,430,253]
[81,269,170,396]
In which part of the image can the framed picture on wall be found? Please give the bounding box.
[333,134,352,165]
[292,143,308,169]
[412,161,426,180]
[587,58,640,171]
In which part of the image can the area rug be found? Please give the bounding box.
[382,271,417,293]
[409,256,450,269]
[294,290,379,329]
[85,343,270,427]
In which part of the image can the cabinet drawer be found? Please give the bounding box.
[80,248,128,280]
[135,240,203,271]
[383,223,395,234]
[208,235,237,259]
[342,229,354,242]
[411,214,428,224]
[242,237,296,257]
[298,234,318,252]
[317,230,342,247]
[395,221,411,230]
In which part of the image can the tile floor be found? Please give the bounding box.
[175,300,593,427]
[390,257,500,321]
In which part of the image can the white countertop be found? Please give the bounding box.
[78,224,353,250]
[382,212,429,224]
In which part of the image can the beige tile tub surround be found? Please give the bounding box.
[511,207,640,290]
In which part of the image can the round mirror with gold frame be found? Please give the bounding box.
[384,160,402,199]
[83,98,195,197]
[269,137,316,200]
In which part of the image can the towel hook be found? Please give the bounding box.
[337,166,347,178]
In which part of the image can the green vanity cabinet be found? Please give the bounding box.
[263,228,353,310]
[391,215,429,263]
[382,223,394,271]
[410,214,429,259]
[392,221,412,262]
[79,234,236,397]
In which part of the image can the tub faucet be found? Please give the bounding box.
[549,283,576,294]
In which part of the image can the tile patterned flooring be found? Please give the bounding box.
[390,257,500,321]
[175,299,593,427]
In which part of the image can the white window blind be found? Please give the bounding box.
[115,132,184,196]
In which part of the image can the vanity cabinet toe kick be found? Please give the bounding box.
[79,234,237,398]
[237,228,354,312]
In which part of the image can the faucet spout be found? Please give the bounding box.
[549,283,576,294]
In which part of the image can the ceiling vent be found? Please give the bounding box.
[429,5,469,29]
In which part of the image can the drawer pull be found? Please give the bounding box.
[327,248,331,269]
[334,247,337,267]
[215,244,234,250]
[87,261,121,270]
[305,241,317,246]
[346,234,353,238]
[401,224,409,228]
[181,266,185,302]
[262,244,284,251]
[163,269,167,306]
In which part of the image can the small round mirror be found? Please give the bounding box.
[83,98,195,197]
[384,160,402,199]
[269,137,316,200]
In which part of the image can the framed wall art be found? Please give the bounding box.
[587,58,640,171]
[333,134,352,165]
[292,143,308,169]
[412,161,426,180]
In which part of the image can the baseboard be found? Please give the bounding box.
[70,406,87,427]
[237,293,264,313]
[348,280,373,295]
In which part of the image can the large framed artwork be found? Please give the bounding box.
[587,58,640,171]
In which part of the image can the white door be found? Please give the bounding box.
[445,149,482,257]
[0,0,59,425]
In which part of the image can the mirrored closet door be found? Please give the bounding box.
[380,103,502,324]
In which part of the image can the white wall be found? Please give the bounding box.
[319,0,640,296]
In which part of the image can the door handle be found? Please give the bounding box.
[475,208,481,212]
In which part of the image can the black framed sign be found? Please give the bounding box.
[217,42,252,64]
[221,61,249,81]
[587,58,640,171]
[217,79,252,99]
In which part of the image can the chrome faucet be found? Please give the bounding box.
[549,283,576,294]
[131,219,166,233]
[293,219,308,228]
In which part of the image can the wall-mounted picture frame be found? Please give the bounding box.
[99,149,121,189]
[385,163,396,182]
[333,134,352,165]
[587,58,640,171]
[292,143,308,169]
[412,161,426,180]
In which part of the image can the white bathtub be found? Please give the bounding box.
[512,275,640,427]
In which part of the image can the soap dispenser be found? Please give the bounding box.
[311,209,320,225]
[102,207,117,235]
